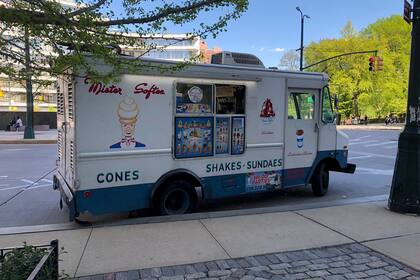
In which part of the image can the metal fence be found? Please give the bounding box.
[0,239,59,280]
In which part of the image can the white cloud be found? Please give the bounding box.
[259,47,265,51]
[270,48,285,52]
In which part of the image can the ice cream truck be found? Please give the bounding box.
[53,51,356,221]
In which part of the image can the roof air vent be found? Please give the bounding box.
[211,51,265,68]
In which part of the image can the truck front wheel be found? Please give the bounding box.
[311,163,329,196]
[157,180,197,215]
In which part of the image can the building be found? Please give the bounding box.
[0,0,79,129]
[0,1,219,129]
[120,34,202,62]
[200,41,222,64]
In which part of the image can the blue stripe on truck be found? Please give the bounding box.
[72,150,348,218]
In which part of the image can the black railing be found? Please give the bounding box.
[0,239,59,280]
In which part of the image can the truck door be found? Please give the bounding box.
[318,86,337,152]
[284,89,319,186]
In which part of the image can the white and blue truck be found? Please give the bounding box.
[53,51,356,220]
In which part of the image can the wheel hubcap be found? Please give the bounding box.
[163,189,189,214]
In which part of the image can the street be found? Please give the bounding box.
[0,129,399,228]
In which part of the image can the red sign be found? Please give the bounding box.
[84,78,123,95]
[133,83,165,99]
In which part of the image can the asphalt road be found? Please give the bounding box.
[0,129,399,228]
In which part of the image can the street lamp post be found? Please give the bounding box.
[296,7,310,71]
[388,0,420,214]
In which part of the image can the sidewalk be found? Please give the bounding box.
[0,201,419,279]
[0,129,57,144]
[338,124,403,131]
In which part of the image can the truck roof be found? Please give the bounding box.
[81,54,329,83]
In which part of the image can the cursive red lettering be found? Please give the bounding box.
[84,77,122,95]
[134,83,165,99]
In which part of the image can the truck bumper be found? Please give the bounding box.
[334,163,356,174]
[53,173,77,221]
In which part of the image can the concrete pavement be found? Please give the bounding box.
[1,201,420,278]
[0,129,57,144]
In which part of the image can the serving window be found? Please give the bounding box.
[176,83,213,114]
[215,85,246,114]
[174,82,246,159]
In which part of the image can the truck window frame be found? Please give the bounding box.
[288,92,315,120]
[173,81,247,159]
[321,86,335,124]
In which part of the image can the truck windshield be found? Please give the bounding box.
[321,87,334,123]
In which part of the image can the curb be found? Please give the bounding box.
[0,139,57,144]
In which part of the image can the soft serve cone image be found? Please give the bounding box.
[110,97,146,149]
[296,129,304,148]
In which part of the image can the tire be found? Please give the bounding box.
[157,180,197,215]
[311,163,329,197]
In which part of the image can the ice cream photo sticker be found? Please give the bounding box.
[110,97,146,149]
[296,129,304,148]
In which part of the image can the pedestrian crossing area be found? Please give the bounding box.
[349,135,398,149]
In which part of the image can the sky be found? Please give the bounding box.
[108,0,404,67]
[198,0,403,67]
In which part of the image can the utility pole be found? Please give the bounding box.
[388,0,420,214]
[296,7,310,71]
[24,25,34,139]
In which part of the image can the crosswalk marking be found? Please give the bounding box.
[349,140,378,146]
[21,179,34,184]
[41,179,53,183]
[349,135,371,142]
[365,141,396,147]
[350,151,396,159]
[0,183,51,192]
[348,155,372,160]
[356,167,394,176]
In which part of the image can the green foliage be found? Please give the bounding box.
[304,16,410,119]
[0,243,57,280]
[0,0,249,83]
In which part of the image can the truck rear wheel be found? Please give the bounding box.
[157,180,197,215]
[311,163,329,196]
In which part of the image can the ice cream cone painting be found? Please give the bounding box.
[110,97,146,149]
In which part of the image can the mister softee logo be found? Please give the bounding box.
[84,77,123,95]
[84,77,165,100]
[133,83,165,99]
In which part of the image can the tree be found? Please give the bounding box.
[0,0,248,138]
[304,16,410,120]
[278,50,299,71]
[0,0,248,81]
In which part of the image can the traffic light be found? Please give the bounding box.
[369,56,376,72]
[404,0,412,24]
[376,56,383,71]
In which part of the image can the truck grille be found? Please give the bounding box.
[68,82,73,120]
[57,129,63,162]
[57,85,64,116]
[70,140,74,173]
